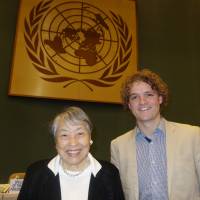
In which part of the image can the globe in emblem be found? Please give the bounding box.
[40,1,119,74]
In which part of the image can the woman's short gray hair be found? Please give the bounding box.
[51,106,93,137]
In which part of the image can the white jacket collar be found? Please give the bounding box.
[47,153,101,177]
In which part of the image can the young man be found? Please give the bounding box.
[111,69,200,200]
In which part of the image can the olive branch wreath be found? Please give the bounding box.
[24,0,132,91]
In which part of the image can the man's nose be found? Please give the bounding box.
[139,96,147,104]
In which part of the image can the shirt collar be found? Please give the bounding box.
[47,153,102,177]
[136,117,166,138]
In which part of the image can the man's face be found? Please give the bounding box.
[128,81,163,124]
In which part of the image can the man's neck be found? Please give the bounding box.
[137,116,161,136]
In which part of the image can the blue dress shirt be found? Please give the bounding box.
[136,121,168,200]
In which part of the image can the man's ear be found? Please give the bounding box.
[128,101,131,110]
[159,95,163,104]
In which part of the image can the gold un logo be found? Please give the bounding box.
[24,0,132,91]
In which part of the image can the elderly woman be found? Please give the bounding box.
[17,106,124,200]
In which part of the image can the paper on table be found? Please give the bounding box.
[0,184,10,193]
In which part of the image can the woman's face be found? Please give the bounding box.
[55,119,91,170]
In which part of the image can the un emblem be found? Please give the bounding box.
[24,0,132,91]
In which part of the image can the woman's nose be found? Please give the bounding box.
[68,136,78,145]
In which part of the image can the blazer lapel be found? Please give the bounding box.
[165,120,176,197]
[88,175,95,200]
[43,173,61,200]
[125,129,139,200]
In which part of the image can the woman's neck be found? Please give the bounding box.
[61,157,90,172]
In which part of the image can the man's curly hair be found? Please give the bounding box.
[121,69,169,110]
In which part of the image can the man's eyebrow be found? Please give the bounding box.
[129,93,137,96]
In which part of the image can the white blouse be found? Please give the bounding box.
[59,164,91,200]
[47,153,102,200]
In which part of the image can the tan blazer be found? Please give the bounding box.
[111,119,200,200]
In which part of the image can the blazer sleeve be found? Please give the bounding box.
[17,160,49,200]
[194,126,200,183]
[17,164,35,200]
[96,161,125,200]
[108,162,124,200]
[110,139,120,169]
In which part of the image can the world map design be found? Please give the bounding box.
[40,1,119,74]
[24,0,133,90]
